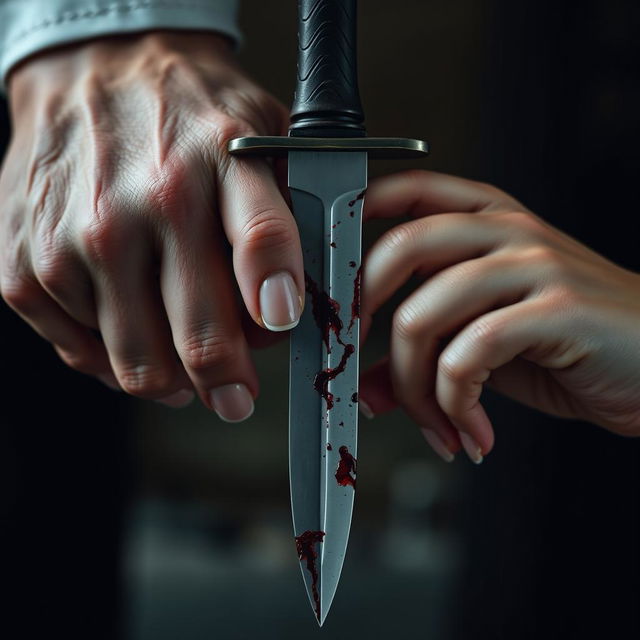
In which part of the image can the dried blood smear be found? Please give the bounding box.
[327,443,332,451]
[348,190,366,208]
[335,445,357,489]
[347,266,362,332]
[295,530,326,621]
[304,271,344,351]
[313,344,355,409]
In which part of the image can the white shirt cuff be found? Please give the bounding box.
[0,0,242,92]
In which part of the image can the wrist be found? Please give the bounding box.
[8,29,236,117]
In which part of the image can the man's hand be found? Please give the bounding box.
[0,31,303,421]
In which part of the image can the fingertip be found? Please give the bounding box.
[258,270,302,332]
[420,428,455,463]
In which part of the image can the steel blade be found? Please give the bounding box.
[288,151,367,625]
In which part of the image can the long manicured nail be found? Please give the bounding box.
[157,389,194,408]
[460,432,483,464]
[98,372,121,391]
[420,428,455,463]
[259,271,301,331]
[210,383,254,423]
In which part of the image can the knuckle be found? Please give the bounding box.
[0,242,32,309]
[403,169,430,188]
[210,115,256,150]
[117,362,174,397]
[392,303,425,342]
[79,218,121,265]
[521,244,568,278]
[144,160,194,225]
[240,209,295,253]
[476,179,506,199]
[180,328,237,372]
[56,347,97,374]
[499,210,544,235]
[438,351,467,384]
[469,315,503,349]
[380,221,422,254]
[544,284,581,314]
[0,273,41,315]
[32,247,70,298]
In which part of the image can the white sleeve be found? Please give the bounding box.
[0,0,242,92]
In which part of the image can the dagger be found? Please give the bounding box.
[229,0,428,625]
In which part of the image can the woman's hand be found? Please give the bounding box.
[0,31,303,421]
[359,170,640,463]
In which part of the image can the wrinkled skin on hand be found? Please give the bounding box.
[0,31,301,417]
[358,170,640,461]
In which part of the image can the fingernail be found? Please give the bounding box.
[210,383,254,423]
[358,398,375,419]
[420,428,455,463]
[98,372,121,391]
[259,271,301,331]
[156,389,194,408]
[460,432,484,464]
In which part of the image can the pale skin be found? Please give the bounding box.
[0,31,303,421]
[358,170,640,463]
[1,34,639,461]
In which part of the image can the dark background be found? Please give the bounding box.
[1,1,638,638]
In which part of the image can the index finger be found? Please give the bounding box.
[363,170,523,221]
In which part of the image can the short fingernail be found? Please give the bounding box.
[259,271,301,331]
[358,398,374,420]
[98,372,121,391]
[420,428,455,463]
[156,389,194,408]
[210,383,254,423]
[459,432,484,464]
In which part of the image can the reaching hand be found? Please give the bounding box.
[358,170,640,463]
[0,31,303,421]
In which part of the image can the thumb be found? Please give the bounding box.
[219,156,304,332]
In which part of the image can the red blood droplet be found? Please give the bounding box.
[347,266,362,332]
[295,530,326,621]
[313,344,355,410]
[327,443,332,451]
[304,272,345,352]
[335,445,357,489]
[348,190,366,208]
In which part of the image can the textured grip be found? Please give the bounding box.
[289,0,365,137]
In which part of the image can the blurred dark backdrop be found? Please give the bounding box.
[1,1,638,639]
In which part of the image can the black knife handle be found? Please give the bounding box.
[289,0,365,137]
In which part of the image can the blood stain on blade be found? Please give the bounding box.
[304,271,345,351]
[295,530,326,622]
[348,266,362,331]
[348,190,366,208]
[335,445,357,489]
[313,344,355,410]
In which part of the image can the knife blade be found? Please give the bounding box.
[289,150,366,625]
[228,0,428,626]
